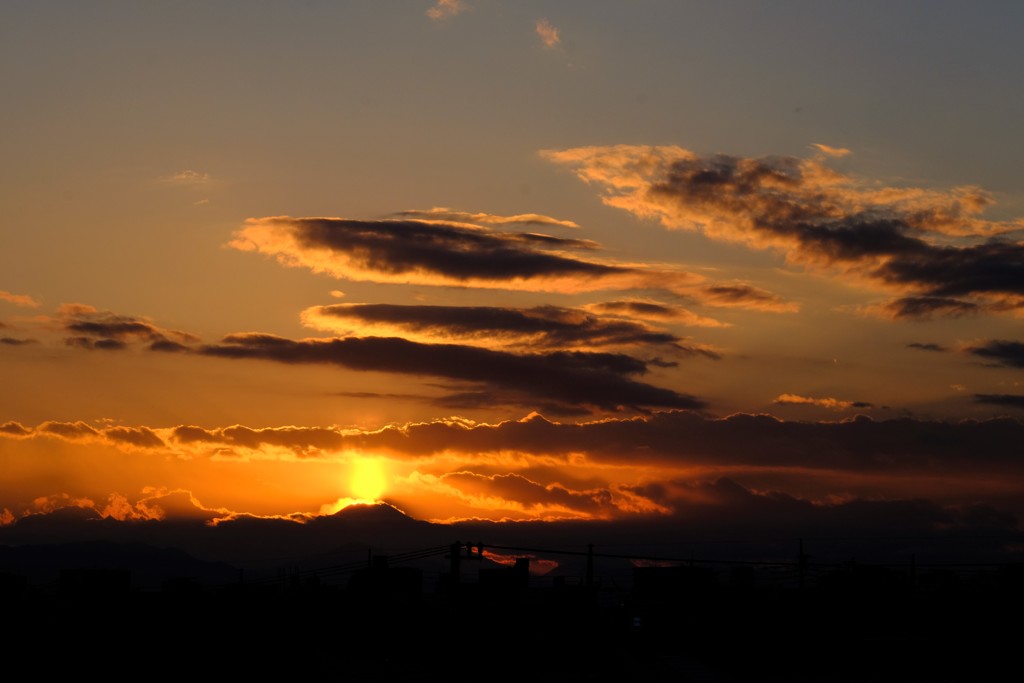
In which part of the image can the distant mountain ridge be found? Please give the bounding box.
[0,539,239,589]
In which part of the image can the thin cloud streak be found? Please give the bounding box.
[393,207,579,229]
[301,302,715,354]
[198,333,707,413]
[159,169,211,185]
[974,394,1024,409]
[774,394,872,410]
[0,291,40,308]
[584,300,728,328]
[965,339,1024,368]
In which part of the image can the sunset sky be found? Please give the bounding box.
[3,2,1023,549]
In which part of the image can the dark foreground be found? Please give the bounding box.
[4,560,1020,682]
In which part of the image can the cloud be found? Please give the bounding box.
[974,394,1024,409]
[56,304,199,351]
[1,337,37,346]
[584,300,728,327]
[199,333,707,413]
[2,421,166,449]
[427,0,465,20]
[229,216,710,297]
[907,342,947,352]
[37,421,102,441]
[542,145,1024,318]
[336,411,1024,479]
[810,143,851,158]
[774,394,872,410]
[216,425,346,454]
[6,412,1024,532]
[535,19,561,48]
[964,339,1024,368]
[160,169,210,185]
[232,216,791,310]
[103,426,166,449]
[65,336,127,350]
[0,291,40,308]
[441,472,615,517]
[429,390,595,417]
[0,421,31,437]
[393,207,579,229]
[700,283,800,313]
[877,296,980,320]
[301,303,714,354]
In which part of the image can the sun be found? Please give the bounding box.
[349,458,388,500]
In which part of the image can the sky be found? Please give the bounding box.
[2,1,1024,559]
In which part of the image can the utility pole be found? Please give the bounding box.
[798,539,809,591]
[586,544,594,589]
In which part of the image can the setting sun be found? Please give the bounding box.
[349,458,388,501]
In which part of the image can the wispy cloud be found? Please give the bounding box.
[810,143,851,158]
[876,296,980,320]
[700,283,800,313]
[0,291,40,308]
[584,300,728,328]
[427,0,465,20]
[535,18,561,49]
[393,207,579,229]
[907,342,947,352]
[159,169,211,185]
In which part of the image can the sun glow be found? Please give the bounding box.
[349,458,388,500]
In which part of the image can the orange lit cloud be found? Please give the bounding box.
[229,216,710,298]
[8,411,1024,485]
[535,19,561,49]
[31,492,97,514]
[699,283,800,313]
[810,143,851,158]
[773,394,873,411]
[52,303,199,352]
[0,290,40,308]
[6,420,167,449]
[230,215,793,311]
[543,144,1024,318]
[0,422,31,437]
[584,299,728,327]
[427,0,465,20]
[393,207,579,229]
[301,302,717,356]
[441,471,617,518]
